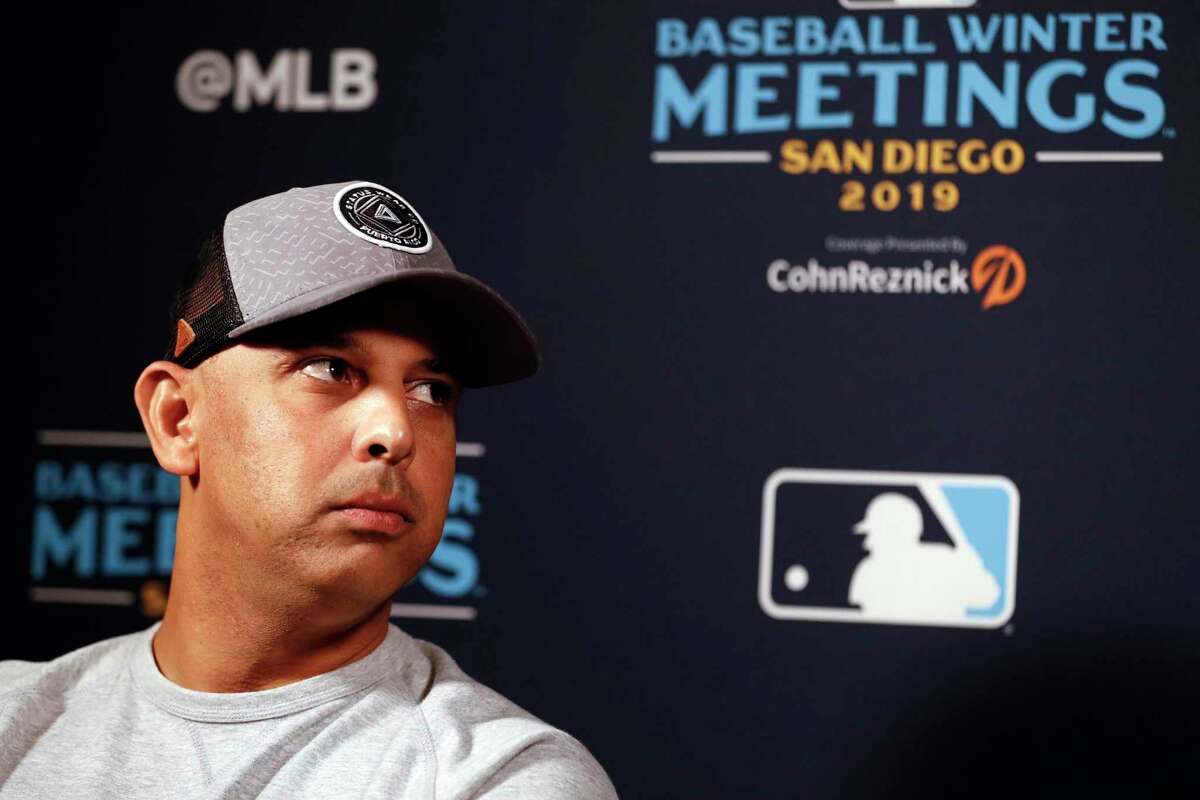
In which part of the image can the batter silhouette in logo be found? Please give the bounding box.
[848,492,999,622]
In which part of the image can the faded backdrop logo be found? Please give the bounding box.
[31,433,485,621]
[176,49,377,113]
[759,468,1019,629]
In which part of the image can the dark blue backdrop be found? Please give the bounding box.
[14,1,1200,796]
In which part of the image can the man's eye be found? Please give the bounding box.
[411,381,453,406]
[301,357,353,384]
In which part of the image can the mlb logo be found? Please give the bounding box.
[759,469,1018,629]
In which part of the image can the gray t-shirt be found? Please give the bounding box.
[0,622,617,799]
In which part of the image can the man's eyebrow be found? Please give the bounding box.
[415,355,455,376]
[412,357,458,383]
[288,331,456,377]
[294,331,367,356]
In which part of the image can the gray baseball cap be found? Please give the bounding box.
[163,180,539,387]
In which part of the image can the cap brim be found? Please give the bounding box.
[227,269,539,388]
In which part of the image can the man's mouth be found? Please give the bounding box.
[335,507,411,536]
[333,492,417,536]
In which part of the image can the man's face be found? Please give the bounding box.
[185,285,462,615]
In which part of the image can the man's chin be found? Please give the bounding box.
[307,551,427,595]
[302,570,406,615]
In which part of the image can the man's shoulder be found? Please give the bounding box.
[0,626,145,702]
[389,627,618,799]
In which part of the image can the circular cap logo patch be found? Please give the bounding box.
[333,182,432,254]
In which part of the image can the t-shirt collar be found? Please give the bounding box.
[129,620,407,723]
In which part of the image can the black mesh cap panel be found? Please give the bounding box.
[163,228,245,368]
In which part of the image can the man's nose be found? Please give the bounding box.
[350,390,415,466]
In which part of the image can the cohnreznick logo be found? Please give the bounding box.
[759,468,1019,629]
[767,244,1027,309]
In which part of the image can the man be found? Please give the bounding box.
[0,181,618,799]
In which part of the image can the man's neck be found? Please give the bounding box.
[151,588,391,693]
